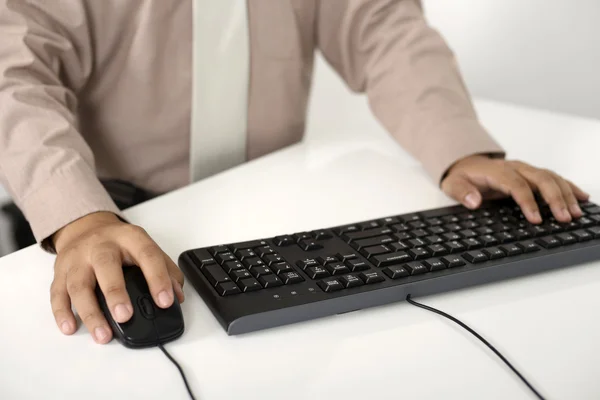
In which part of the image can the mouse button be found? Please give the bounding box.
[119,313,159,346]
[153,304,185,342]
[137,296,156,319]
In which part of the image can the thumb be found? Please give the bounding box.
[441,173,482,209]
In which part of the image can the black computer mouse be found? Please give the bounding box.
[95,266,185,349]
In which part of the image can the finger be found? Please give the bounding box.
[519,169,571,222]
[566,180,590,201]
[171,276,185,303]
[485,167,542,224]
[552,175,583,218]
[120,225,174,309]
[91,244,133,323]
[50,260,77,335]
[66,265,112,344]
[441,173,482,209]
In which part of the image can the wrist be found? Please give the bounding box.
[52,211,122,253]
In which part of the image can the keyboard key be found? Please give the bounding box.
[483,247,506,260]
[360,245,391,258]
[371,251,412,267]
[389,242,410,251]
[382,265,410,279]
[395,232,412,241]
[529,226,549,237]
[345,259,371,272]
[424,259,446,271]
[340,274,364,288]
[279,271,305,285]
[336,224,360,234]
[535,236,561,249]
[317,256,339,265]
[442,215,460,224]
[427,226,446,235]
[255,245,275,257]
[326,262,350,275]
[216,281,241,296]
[445,223,462,232]
[235,249,256,261]
[336,252,358,261]
[239,278,262,292]
[407,238,427,248]
[317,278,344,292]
[480,234,499,247]
[458,212,476,221]
[513,228,533,240]
[359,271,386,284]
[409,220,428,229]
[391,223,410,233]
[408,248,429,260]
[586,206,600,214]
[463,251,488,263]
[425,218,443,226]
[478,218,496,226]
[461,238,482,250]
[244,257,265,268]
[517,241,541,253]
[215,252,237,265]
[208,245,229,256]
[231,240,268,252]
[403,262,428,275]
[203,265,233,286]
[556,232,576,245]
[588,226,600,238]
[475,226,495,235]
[500,243,524,256]
[312,230,333,240]
[358,221,380,230]
[495,232,516,244]
[446,241,465,253]
[545,223,564,233]
[222,261,244,274]
[491,224,511,233]
[443,232,461,242]
[425,235,444,244]
[296,258,319,270]
[427,244,449,257]
[441,256,466,268]
[306,266,331,279]
[459,229,477,239]
[263,254,285,266]
[273,235,295,247]
[193,255,217,269]
[378,216,401,225]
[577,217,594,228]
[410,229,428,238]
[231,269,253,282]
[271,262,293,274]
[293,232,312,242]
[461,220,479,230]
[474,209,493,218]
[342,227,392,242]
[402,213,421,222]
[573,230,593,242]
[249,266,272,278]
[259,275,284,288]
[298,240,323,251]
[352,235,395,250]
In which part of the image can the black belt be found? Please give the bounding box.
[100,179,159,210]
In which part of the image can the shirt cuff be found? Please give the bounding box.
[414,118,506,185]
[18,162,122,253]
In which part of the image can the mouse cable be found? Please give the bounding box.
[405,295,546,400]
[158,343,197,400]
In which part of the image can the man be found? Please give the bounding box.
[0,0,588,344]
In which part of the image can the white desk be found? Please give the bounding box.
[1,99,599,400]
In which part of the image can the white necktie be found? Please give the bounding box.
[190,0,250,182]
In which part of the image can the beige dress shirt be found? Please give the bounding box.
[0,0,504,248]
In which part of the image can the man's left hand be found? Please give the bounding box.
[441,155,589,224]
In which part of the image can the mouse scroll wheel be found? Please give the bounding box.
[138,296,156,319]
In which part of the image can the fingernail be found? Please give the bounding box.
[571,204,583,216]
[464,193,479,209]
[114,304,131,322]
[61,321,72,334]
[530,210,542,223]
[95,327,109,342]
[158,290,172,308]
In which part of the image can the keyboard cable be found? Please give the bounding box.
[405,295,546,400]
[158,343,197,400]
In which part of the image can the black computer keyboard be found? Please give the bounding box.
[178,199,600,335]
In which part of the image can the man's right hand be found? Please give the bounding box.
[49,212,185,344]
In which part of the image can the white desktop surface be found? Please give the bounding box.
[1,98,599,400]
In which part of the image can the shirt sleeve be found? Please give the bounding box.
[0,0,121,251]
[316,0,505,184]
